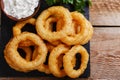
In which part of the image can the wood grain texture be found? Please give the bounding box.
[90,0,120,26]
[90,27,120,79]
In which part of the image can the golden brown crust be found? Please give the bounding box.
[4,32,48,72]
[63,45,89,78]
[61,12,93,45]
[36,6,72,42]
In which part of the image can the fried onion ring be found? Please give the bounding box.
[13,18,36,36]
[13,18,36,46]
[63,45,89,78]
[36,6,72,42]
[12,18,36,61]
[33,47,51,74]
[45,17,57,31]
[4,42,29,72]
[80,21,94,45]
[32,42,55,74]
[44,17,62,45]
[48,44,69,77]
[61,12,93,45]
[4,32,48,72]
[4,40,33,72]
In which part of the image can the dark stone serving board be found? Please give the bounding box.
[0,0,90,79]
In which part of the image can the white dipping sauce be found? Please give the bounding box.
[3,0,39,19]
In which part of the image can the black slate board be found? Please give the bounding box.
[0,0,90,79]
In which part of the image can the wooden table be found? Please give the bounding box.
[0,0,120,80]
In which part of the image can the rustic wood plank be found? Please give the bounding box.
[90,0,120,26]
[90,27,120,79]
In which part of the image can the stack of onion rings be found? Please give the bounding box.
[4,6,93,78]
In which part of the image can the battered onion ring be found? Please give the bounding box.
[44,17,62,45]
[72,19,93,45]
[45,17,74,35]
[45,17,57,31]
[13,18,36,36]
[56,18,75,36]
[80,21,94,45]
[63,45,89,78]
[13,18,36,61]
[48,44,69,77]
[4,32,48,72]
[4,56,28,72]
[57,54,76,70]
[13,18,36,46]
[4,42,28,72]
[4,40,33,72]
[61,12,93,45]
[33,48,51,74]
[36,6,72,42]
[72,21,80,34]
[32,42,55,74]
